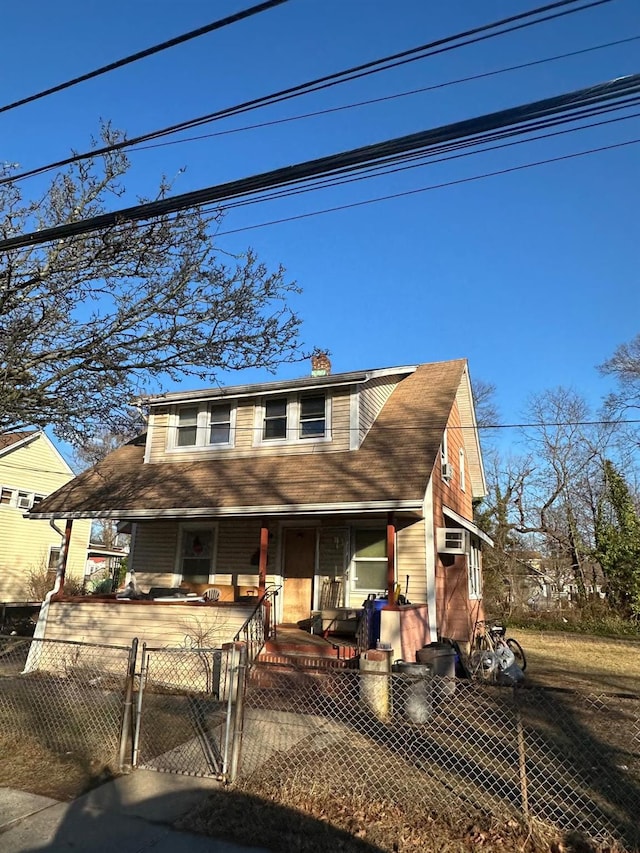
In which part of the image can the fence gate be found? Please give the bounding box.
[132,643,245,780]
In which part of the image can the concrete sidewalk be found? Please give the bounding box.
[0,771,269,852]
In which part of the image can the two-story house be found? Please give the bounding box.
[28,357,490,652]
[0,431,91,601]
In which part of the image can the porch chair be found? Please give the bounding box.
[202,587,221,602]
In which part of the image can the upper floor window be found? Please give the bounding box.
[459,447,466,492]
[300,394,326,438]
[0,486,46,510]
[172,402,235,450]
[441,429,452,482]
[263,398,287,440]
[259,392,329,444]
[177,406,199,447]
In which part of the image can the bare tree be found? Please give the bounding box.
[0,125,303,444]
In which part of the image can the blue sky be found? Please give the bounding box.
[1,0,639,454]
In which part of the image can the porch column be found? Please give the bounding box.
[386,512,396,606]
[51,518,73,600]
[258,520,269,594]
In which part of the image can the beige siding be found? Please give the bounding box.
[397,519,427,602]
[41,600,254,649]
[146,388,352,463]
[358,377,398,444]
[131,518,279,592]
[0,435,91,600]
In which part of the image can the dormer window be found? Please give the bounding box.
[257,392,330,445]
[300,394,326,438]
[209,403,232,445]
[171,402,236,450]
[177,407,199,447]
[263,398,288,440]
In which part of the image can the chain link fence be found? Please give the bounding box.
[133,642,244,779]
[237,663,640,849]
[0,634,133,776]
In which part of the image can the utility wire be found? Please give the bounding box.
[1,0,614,187]
[121,34,640,155]
[0,71,638,252]
[211,137,640,237]
[0,0,291,116]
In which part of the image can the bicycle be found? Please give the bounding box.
[470,620,526,680]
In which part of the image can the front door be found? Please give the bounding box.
[282,527,316,624]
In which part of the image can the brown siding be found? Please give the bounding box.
[430,401,483,645]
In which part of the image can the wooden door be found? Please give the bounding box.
[282,528,316,624]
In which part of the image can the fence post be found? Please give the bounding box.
[513,687,529,823]
[228,643,248,784]
[118,637,138,772]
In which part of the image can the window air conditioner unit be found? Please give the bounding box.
[437,528,469,554]
[441,462,452,480]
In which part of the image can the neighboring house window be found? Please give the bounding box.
[468,536,482,599]
[17,491,32,510]
[459,447,465,492]
[178,526,216,584]
[352,529,388,594]
[259,392,329,444]
[48,546,61,571]
[299,394,326,438]
[0,487,45,509]
[171,403,236,449]
[263,397,288,440]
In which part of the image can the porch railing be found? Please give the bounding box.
[234,584,280,663]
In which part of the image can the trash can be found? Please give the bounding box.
[392,661,433,723]
[364,595,388,649]
[416,642,457,698]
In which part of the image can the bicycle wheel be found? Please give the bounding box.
[506,638,526,671]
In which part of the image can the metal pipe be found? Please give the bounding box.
[118,637,138,771]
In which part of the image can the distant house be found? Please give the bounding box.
[29,358,491,653]
[0,431,91,601]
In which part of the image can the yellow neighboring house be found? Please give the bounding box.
[0,431,91,602]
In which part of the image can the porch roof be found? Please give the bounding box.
[30,360,467,520]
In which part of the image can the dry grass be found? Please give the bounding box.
[513,629,640,694]
[180,782,565,853]
[0,730,112,801]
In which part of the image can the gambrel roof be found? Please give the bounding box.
[30,359,485,520]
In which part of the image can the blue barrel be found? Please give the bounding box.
[365,597,388,648]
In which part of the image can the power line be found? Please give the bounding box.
[0,0,291,116]
[1,0,614,187]
[1,71,638,252]
[212,136,640,237]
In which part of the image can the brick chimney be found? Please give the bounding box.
[311,351,331,376]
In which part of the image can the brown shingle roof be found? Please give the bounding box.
[0,431,39,453]
[31,360,466,518]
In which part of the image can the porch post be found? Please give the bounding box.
[386,512,396,606]
[258,520,269,594]
[52,518,73,600]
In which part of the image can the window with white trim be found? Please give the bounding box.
[258,392,329,445]
[440,428,453,482]
[351,529,388,594]
[171,402,236,450]
[468,536,482,599]
[0,486,46,510]
[459,447,465,492]
[177,525,217,584]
